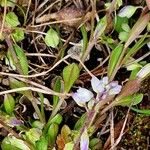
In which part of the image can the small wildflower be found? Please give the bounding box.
[80,128,89,150]
[8,118,23,127]
[109,81,122,95]
[72,76,122,105]
[91,76,108,93]
[72,87,94,107]
[91,76,122,99]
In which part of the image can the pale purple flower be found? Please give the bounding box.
[72,87,94,107]
[109,81,122,95]
[73,76,122,105]
[80,128,89,150]
[91,76,107,93]
[9,118,23,127]
[91,76,109,94]
[91,76,122,99]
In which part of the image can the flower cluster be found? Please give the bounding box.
[72,76,122,107]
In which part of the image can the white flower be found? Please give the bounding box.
[72,87,94,107]
[91,76,108,93]
[91,76,122,98]
[72,76,122,105]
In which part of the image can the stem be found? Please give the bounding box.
[49,97,64,120]
[80,0,96,66]
[73,110,96,150]
[29,97,44,123]
[80,25,88,59]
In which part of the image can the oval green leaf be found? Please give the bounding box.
[13,44,28,75]
[5,12,20,27]
[1,136,30,150]
[12,28,25,42]
[4,94,15,115]
[36,136,48,150]
[115,93,143,107]
[63,63,80,92]
[47,123,59,146]
[45,28,59,48]
[108,44,123,77]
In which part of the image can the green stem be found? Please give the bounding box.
[49,97,64,120]
[29,97,44,123]
[80,25,88,59]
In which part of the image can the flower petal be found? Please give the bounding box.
[80,128,89,150]
[72,87,94,107]
[109,85,122,95]
[102,76,109,85]
[91,76,104,93]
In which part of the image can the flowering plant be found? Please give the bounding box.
[72,76,122,107]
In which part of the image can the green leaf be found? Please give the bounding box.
[13,44,28,75]
[44,114,62,134]
[114,16,128,33]
[32,121,44,130]
[25,128,42,144]
[74,113,86,130]
[9,77,32,98]
[5,12,20,27]
[64,142,74,150]
[131,107,150,115]
[118,5,138,18]
[44,28,59,48]
[137,63,150,79]
[5,50,16,71]
[122,23,130,32]
[116,0,123,8]
[94,16,107,39]
[53,77,62,108]
[124,13,150,49]
[115,93,143,107]
[122,33,148,64]
[89,138,102,150]
[147,22,150,31]
[80,25,88,58]
[38,93,45,122]
[108,44,123,77]
[48,113,63,125]
[129,68,141,80]
[119,31,129,42]
[1,0,16,7]
[12,28,25,42]
[1,136,30,150]
[47,123,59,146]
[126,63,142,71]
[36,136,48,150]
[4,94,15,115]
[63,63,80,92]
